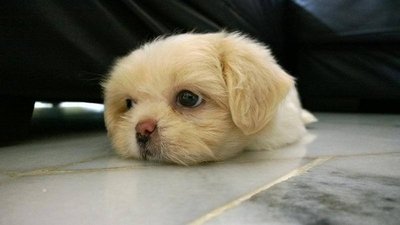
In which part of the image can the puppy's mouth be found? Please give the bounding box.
[136,133,162,161]
[138,144,158,160]
[140,146,155,160]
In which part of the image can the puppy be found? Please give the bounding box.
[103,32,316,165]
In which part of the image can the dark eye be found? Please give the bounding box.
[126,99,134,110]
[176,90,203,108]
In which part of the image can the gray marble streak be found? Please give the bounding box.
[207,154,400,225]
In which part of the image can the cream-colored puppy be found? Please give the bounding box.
[103,32,316,165]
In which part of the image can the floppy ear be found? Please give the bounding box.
[219,33,294,135]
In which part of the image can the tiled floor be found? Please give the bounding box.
[0,106,399,225]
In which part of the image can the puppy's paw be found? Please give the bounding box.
[301,110,318,124]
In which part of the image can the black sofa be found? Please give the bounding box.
[1,0,399,140]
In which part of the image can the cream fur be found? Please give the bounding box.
[103,32,316,165]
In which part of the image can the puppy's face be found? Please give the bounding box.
[103,33,293,165]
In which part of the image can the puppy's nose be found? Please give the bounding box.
[135,119,157,136]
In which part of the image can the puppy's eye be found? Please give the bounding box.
[176,90,203,108]
[126,99,134,110]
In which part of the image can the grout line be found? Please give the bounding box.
[8,166,143,177]
[3,154,112,177]
[331,151,400,158]
[245,151,400,162]
[5,164,159,178]
[188,156,333,225]
[55,154,114,169]
[4,162,168,178]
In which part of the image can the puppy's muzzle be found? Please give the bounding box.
[135,119,158,159]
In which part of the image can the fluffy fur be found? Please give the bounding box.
[103,32,316,165]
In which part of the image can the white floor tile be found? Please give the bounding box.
[0,158,311,225]
[0,132,112,172]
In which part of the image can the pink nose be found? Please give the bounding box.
[135,119,157,136]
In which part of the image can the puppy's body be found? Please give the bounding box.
[103,32,316,165]
[248,88,316,151]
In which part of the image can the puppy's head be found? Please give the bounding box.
[103,32,293,165]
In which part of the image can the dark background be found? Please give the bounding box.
[1,0,400,113]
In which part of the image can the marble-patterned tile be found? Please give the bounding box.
[62,155,152,170]
[258,113,400,159]
[235,129,399,162]
[314,113,400,127]
[0,132,112,172]
[225,113,400,162]
[206,154,400,225]
[0,157,312,225]
[305,117,400,157]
